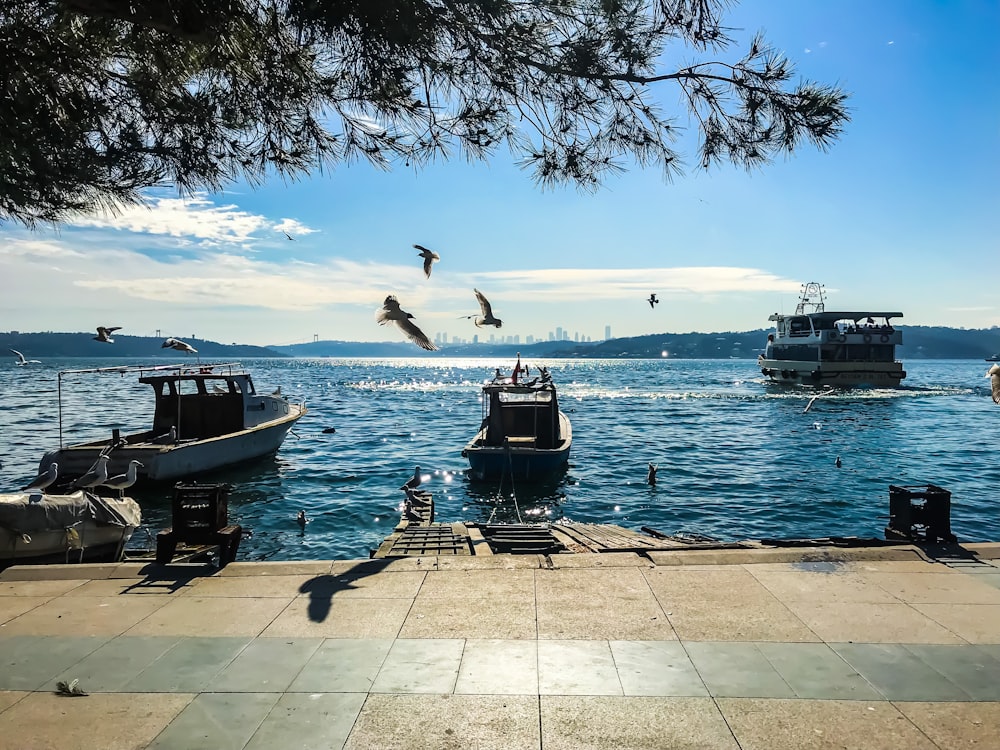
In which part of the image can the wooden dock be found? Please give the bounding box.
[372,493,750,558]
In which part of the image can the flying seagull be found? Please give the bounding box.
[10,349,40,366]
[24,462,58,493]
[283,231,295,241]
[465,288,502,328]
[413,244,440,278]
[376,295,437,351]
[93,326,122,343]
[162,337,198,354]
[647,293,659,309]
[102,460,143,497]
[74,455,110,489]
[987,364,1000,405]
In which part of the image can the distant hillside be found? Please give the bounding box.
[1,332,285,360]
[6,326,999,361]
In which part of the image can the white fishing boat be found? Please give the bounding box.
[38,362,306,484]
[757,282,906,387]
[0,490,140,564]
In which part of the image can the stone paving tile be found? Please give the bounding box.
[125,596,291,637]
[914,603,1000,643]
[868,572,1000,604]
[540,696,739,750]
[684,642,795,698]
[123,637,252,693]
[345,694,540,750]
[245,692,367,750]
[289,638,393,693]
[831,643,973,701]
[435,554,542,570]
[0,635,109,691]
[50,635,180,693]
[609,640,708,696]
[537,640,622,695]
[218,561,333,577]
[0,579,86,596]
[0,691,192,750]
[331,557,435,575]
[895,702,1000,750]
[0,563,119,581]
[537,567,655,598]
[755,642,883,700]
[62,577,199,597]
[414,568,534,597]
[147,692,279,750]
[0,691,26,713]
[304,570,426,599]
[748,568,899,603]
[207,637,323,693]
[548,552,649,568]
[260,596,411,638]
[455,639,538,695]
[664,597,819,642]
[401,592,537,639]
[902,644,1000,700]
[781,601,964,644]
[643,566,777,603]
[717,698,939,750]
[176,574,310,598]
[0,595,51,625]
[1,594,168,636]
[370,638,464,694]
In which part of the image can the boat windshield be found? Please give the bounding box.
[498,391,553,404]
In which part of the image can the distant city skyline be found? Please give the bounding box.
[1,1,997,348]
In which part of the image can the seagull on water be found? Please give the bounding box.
[376,296,437,351]
[647,463,658,486]
[74,455,110,489]
[102,460,143,497]
[93,326,121,343]
[464,289,502,328]
[296,510,307,528]
[647,294,659,309]
[24,462,58,493]
[162,337,198,354]
[413,244,440,278]
[10,349,40,366]
[987,364,1000,405]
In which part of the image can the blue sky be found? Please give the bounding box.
[2,0,998,348]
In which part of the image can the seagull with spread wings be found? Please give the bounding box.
[647,293,659,309]
[987,364,1000,405]
[413,244,440,278]
[94,326,121,343]
[376,296,437,351]
[162,337,198,354]
[10,349,40,366]
[464,289,502,328]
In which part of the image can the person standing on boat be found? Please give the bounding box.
[765,334,774,359]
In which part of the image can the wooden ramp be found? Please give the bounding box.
[372,491,475,558]
[550,523,747,554]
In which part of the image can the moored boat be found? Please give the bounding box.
[0,490,140,564]
[462,359,572,481]
[758,282,906,387]
[38,362,306,485]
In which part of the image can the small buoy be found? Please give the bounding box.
[647,463,657,486]
[296,510,307,527]
[322,427,336,434]
[835,456,842,468]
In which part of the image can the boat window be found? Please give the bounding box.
[498,391,553,404]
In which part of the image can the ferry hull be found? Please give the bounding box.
[759,359,905,387]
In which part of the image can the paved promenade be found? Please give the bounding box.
[1,543,1000,749]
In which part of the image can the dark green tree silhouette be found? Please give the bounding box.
[1,0,849,226]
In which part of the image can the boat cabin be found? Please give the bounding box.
[141,368,283,441]
[766,311,903,364]
[479,383,563,450]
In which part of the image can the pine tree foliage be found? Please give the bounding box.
[0,0,850,226]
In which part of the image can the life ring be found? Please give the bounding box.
[880,334,889,343]
[863,333,872,343]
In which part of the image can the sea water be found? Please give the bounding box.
[1,357,997,561]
